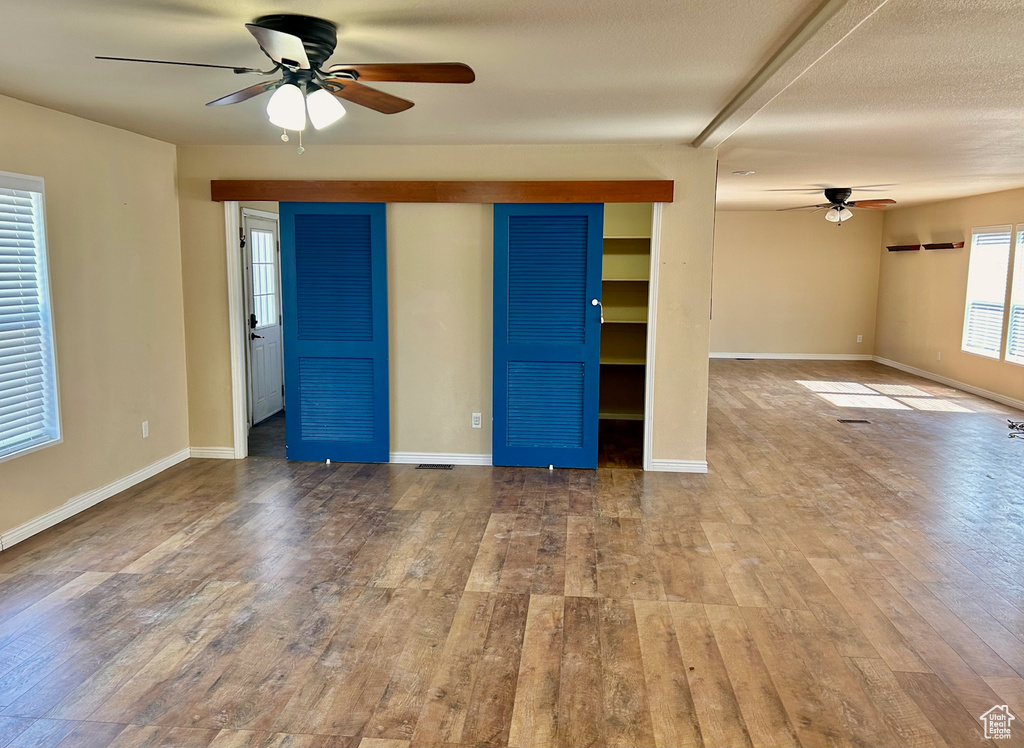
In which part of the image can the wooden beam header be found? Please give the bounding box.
[210,180,674,203]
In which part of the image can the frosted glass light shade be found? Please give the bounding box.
[266,84,306,131]
[306,88,346,130]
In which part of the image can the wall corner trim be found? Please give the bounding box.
[710,352,874,361]
[189,447,239,459]
[389,452,493,466]
[872,357,1024,412]
[646,459,709,473]
[0,448,191,552]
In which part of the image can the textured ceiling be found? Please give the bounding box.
[2,1,1023,209]
[716,0,1024,209]
[0,0,812,146]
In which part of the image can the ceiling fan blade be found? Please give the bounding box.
[245,23,310,69]
[326,62,475,83]
[206,80,280,106]
[324,79,414,114]
[777,203,831,211]
[96,56,265,74]
[848,199,897,209]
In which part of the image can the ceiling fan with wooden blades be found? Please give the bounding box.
[98,14,475,133]
[778,187,896,224]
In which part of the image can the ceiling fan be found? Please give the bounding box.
[98,14,475,137]
[779,187,896,224]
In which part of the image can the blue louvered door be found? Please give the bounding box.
[280,203,389,462]
[493,203,603,468]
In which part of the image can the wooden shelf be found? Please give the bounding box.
[603,238,651,281]
[604,203,653,239]
[602,281,648,324]
[600,366,645,420]
[601,325,646,365]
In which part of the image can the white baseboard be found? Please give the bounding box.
[0,448,191,551]
[710,352,873,361]
[872,356,1024,413]
[189,447,238,459]
[646,459,709,473]
[390,452,492,466]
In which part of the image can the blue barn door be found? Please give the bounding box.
[493,203,604,468]
[280,203,389,462]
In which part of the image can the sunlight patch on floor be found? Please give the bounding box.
[797,380,973,412]
[818,393,912,409]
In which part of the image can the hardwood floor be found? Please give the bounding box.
[1,360,1023,747]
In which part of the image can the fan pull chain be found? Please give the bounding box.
[297,130,305,155]
[280,129,289,142]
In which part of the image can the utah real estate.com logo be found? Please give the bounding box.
[981,705,1016,740]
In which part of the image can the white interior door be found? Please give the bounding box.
[244,212,284,425]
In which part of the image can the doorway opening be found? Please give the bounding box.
[241,205,286,458]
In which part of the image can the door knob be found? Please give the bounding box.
[591,298,604,324]
[250,332,264,340]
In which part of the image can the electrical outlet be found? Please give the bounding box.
[471,412,482,429]
[857,334,863,343]
[142,420,149,439]
[937,351,942,361]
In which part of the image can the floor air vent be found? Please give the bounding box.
[417,464,454,470]
[837,419,870,424]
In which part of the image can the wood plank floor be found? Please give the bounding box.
[1,360,1023,747]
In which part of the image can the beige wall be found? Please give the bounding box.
[176,144,718,463]
[0,94,188,537]
[877,188,1024,404]
[389,204,492,454]
[710,211,883,356]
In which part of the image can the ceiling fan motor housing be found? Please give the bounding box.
[824,187,853,205]
[252,14,338,68]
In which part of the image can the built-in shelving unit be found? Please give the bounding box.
[599,204,651,422]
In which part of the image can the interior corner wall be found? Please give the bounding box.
[175,144,718,464]
[0,94,188,538]
[710,210,883,357]
[876,187,1024,404]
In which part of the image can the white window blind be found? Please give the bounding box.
[962,227,1011,358]
[0,172,60,461]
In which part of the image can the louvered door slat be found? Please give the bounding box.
[493,203,603,468]
[281,203,389,463]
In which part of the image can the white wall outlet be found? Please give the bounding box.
[471,412,482,429]
[937,351,942,361]
[141,420,149,439]
[857,334,863,343]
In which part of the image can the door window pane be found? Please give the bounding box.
[250,228,277,328]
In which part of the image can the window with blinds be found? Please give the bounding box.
[962,227,1011,358]
[1007,229,1024,365]
[0,171,60,461]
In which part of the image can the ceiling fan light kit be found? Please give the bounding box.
[97,13,475,153]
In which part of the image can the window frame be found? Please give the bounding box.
[1003,225,1024,367]
[961,225,1013,361]
[0,169,62,464]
